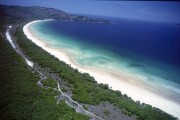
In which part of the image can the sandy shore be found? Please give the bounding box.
[23,20,180,119]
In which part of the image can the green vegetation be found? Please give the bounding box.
[61,87,68,92]
[83,104,88,110]
[103,110,110,117]
[0,27,89,120]
[14,27,177,120]
[0,4,177,120]
[42,77,57,88]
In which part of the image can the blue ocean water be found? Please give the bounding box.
[30,17,180,93]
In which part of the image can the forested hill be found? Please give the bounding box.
[0,4,110,24]
[0,4,178,120]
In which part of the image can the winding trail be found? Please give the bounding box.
[5,25,103,120]
[57,83,103,120]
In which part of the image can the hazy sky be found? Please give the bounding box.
[1,0,180,23]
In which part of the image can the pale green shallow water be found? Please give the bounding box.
[29,20,180,95]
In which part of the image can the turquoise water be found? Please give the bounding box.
[30,19,180,95]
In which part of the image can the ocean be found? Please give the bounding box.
[30,17,180,94]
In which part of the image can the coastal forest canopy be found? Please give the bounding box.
[0,4,178,120]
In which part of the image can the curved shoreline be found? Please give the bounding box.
[23,20,180,119]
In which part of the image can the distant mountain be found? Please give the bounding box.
[0,4,110,24]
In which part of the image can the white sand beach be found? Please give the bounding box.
[23,20,180,119]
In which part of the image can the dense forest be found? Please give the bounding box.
[0,4,178,120]
[0,26,90,119]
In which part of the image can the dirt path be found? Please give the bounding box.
[5,25,103,120]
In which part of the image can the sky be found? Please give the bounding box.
[0,0,180,23]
